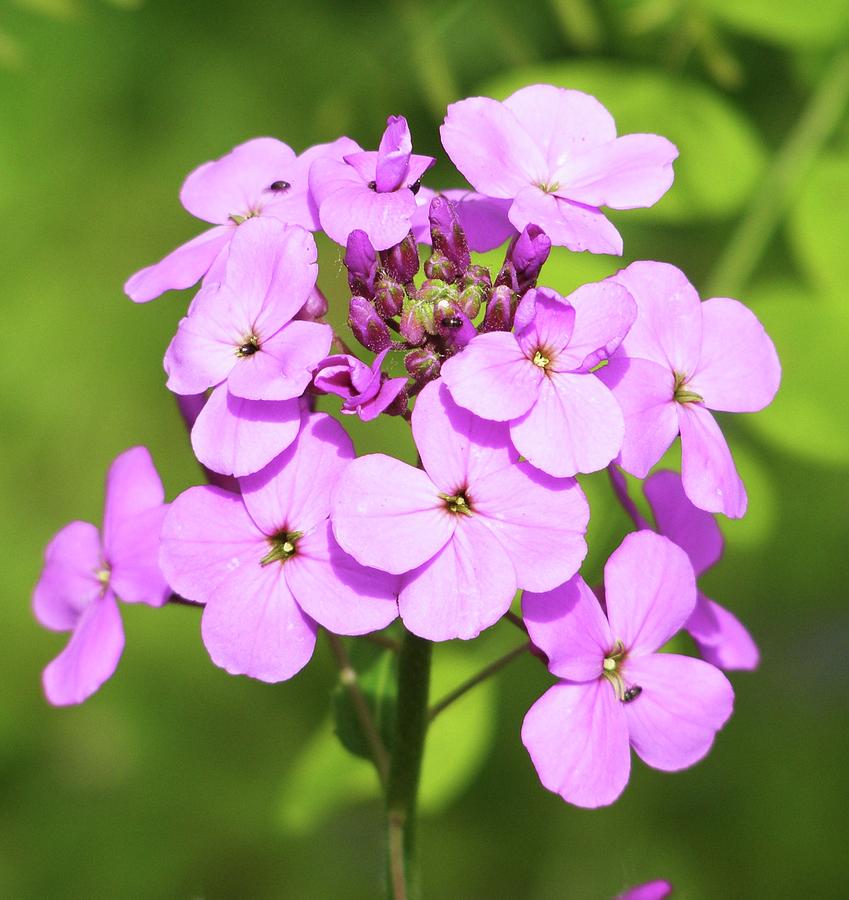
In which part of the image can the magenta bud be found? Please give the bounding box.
[294,286,329,321]
[374,278,405,318]
[405,346,441,382]
[428,195,470,276]
[400,302,427,346]
[435,303,476,350]
[379,232,420,284]
[424,250,458,282]
[481,283,516,332]
[348,296,391,352]
[497,224,551,294]
[384,385,409,418]
[344,230,378,299]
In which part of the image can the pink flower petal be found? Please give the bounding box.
[509,187,623,255]
[615,879,674,900]
[597,357,679,478]
[108,505,170,606]
[503,85,617,165]
[474,461,589,592]
[284,521,399,635]
[164,284,247,396]
[644,469,723,576]
[556,134,677,210]
[554,280,637,373]
[319,182,417,250]
[509,372,624,476]
[42,592,125,706]
[190,385,303,477]
[201,561,317,683]
[689,297,781,413]
[687,592,759,671]
[124,225,232,303]
[226,320,332,402]
[240,413,354,535]
[226,218,319,331]
[623,652,734,770]
[398,517,515,641]
[159,485,264,603]
[614,261,702,375]
[332,454,455,575]
[440,96,547,196]
[678,403,747,518]
[522,680,631,809]
[375,115,413,192]
[605,531,697,656]
[179,137,297,223]
[522,575,611,681]
[440,331,541,422]
[412,380,515,492]
[99,444,163,551]
[514,288,576,363]
[438,190,516,252]
[33,521,102,631]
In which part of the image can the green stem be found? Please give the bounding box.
[385,632,432,900]
[428,641,530,722]
[706,48,849,297]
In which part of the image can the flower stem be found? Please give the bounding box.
[385,631,432,900]
[706,47,849,297]
[325,633,390,790]
[428,641,530,722]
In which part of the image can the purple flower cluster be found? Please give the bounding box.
[35,84,780,812]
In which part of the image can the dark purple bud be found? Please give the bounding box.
[405,345,441,382]
[348,296,391,352]
[497,224,551,294]
[384,384,409,418]
[294,286,329,321]
[435,303,476,350]
[424,250,457,282]
[481,284,516,333]
[344,230,378,299]
[400,302,427,346]
[429,195,470,276]
[379,232,419,284]
[374,278,405,318]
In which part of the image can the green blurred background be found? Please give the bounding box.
[2,0,848,897]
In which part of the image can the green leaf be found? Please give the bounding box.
[744,283,849,466]
[700,0,849,47]
[788,152,849,303]
[331,641,396,763]
[480,61,765,222]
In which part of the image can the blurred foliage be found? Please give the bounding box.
[1,0,848,898]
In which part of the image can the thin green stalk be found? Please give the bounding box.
[385,632,432,900]
[707,48,849,297]
[428,641,530,722]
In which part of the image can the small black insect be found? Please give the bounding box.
[409,179,422,195]
[237,341,259,357]
[268,180,290,192]
[623,685,642,703]
[441,315,463,329]
[367,180,377,191]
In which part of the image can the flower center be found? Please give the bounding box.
[601,641,642,703]
[228,210,260,225]
[536,180,560,194]
[673,371,703,405]
[439,490,473,516]
[260,531,303,566]
[95,566,110,586]
[236,335,260,357]
[532,350,550,369]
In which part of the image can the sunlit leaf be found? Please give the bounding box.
[480,61,765,222]
[700,0,849,47]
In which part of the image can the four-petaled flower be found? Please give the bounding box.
[312,348,406,421]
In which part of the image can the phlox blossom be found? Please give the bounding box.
[125,135,356,302]
[165,217,332,477]
[441,280,636,476]
[598,261,781,517]
[332,380,589,641]
[33,448,170,705]
[522,530,734,808]
[441,84,677,255]
[160,414,399,684]
[312,348,406,421]
[311,115,435,250]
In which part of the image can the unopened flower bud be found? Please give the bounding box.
[481,283,516,332]
[294,286,329,321]
[379,231,419,284]
[428,195,470,276]
[349,296,391,352]
[424,250,458,282]
[405,345,441,382]
[400,301,427,346]
[435,302,476,349]
[374,278,405,318]
[497,224,551,294]
[344,230,378,299]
